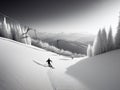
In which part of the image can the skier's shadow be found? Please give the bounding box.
[33,60,48,67]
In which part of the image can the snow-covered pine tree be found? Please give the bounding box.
[107,26,114,51]
[115,13,120,49]
[101,28,107,53]
[87,44,92,57]
[92,29,102,56]
[10,24,17,41]
[15,24,23,42]
[2,17,12,39]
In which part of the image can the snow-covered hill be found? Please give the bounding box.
[67,50,120,90]
[0,37,119,90]
[0,37,86,90]
[0,37,53,90]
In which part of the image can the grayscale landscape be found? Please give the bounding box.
[0,0,120,90]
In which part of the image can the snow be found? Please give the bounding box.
[0,37,86,90]
[0,37,119,90]
[0,38,53,90]
[66,50,120,90]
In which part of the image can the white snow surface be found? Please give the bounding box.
[0,37,86,90]
[67,49,120,90]
[0,37,120,90]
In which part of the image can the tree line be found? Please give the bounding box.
[87,14,120,57]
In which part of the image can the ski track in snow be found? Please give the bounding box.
[33,52,87,90]
[0,37,88,90]
[38,53,88,90]
[1,37,120,90]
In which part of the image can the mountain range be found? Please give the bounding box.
[29,31,95,55]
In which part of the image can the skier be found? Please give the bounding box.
[46,58,53,68]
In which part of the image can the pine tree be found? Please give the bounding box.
[87,44,92,57]
[92,29,102,56]
[101,28,107,53]
[115,13,120,49]
[107,26,114,51]
[2,17,11,38]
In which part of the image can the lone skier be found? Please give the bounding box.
[46,58,53,68]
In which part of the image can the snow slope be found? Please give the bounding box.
[0,37,53,90]
[0,37,87,90]
[66,50,120,90]
[2,37,119,90]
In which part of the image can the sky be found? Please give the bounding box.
[0,0,120,35]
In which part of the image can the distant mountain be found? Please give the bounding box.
[29,31,95,55]
[29,31,95,42]
[42,39,87,54]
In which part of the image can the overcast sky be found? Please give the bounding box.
[0,0,120,34]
